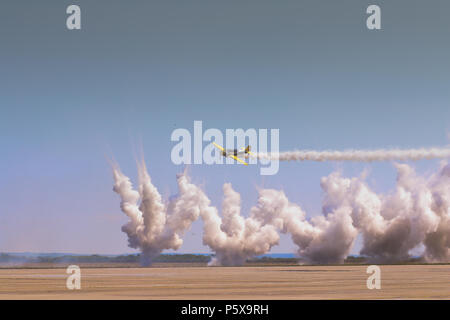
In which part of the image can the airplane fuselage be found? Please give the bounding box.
[223,149,244,157]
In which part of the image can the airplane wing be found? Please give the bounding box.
[212,142,225,152]
[229,154,248,165]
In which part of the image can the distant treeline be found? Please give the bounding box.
[0,253,425,265]
[0,253,300,264]
[0,253,211,264]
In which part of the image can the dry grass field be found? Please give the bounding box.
[1,264,450,299]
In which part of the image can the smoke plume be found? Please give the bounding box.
[249,188,358,264]
[249,162,450,264]
[199,183,280,266]
[112,161,201,266]
[301,162,450,263]
[113,158,450,265]
[112,161,279,266]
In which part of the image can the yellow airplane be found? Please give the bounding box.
[212,142,253,165]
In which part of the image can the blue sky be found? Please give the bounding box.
[1,1,450,254]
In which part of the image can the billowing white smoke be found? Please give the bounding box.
[255,147,450,162]
[249,188,358,264]
[315,162,450,263]
[112,161,279,266]
[113,158,450,265]
[200,183,280,266]
[112,161,201,266]
[245,162,450,264]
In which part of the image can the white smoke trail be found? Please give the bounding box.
[255,147,450,162]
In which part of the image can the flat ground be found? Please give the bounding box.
[1,264,450,299]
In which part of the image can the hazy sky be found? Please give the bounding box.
[1,1,450,254]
